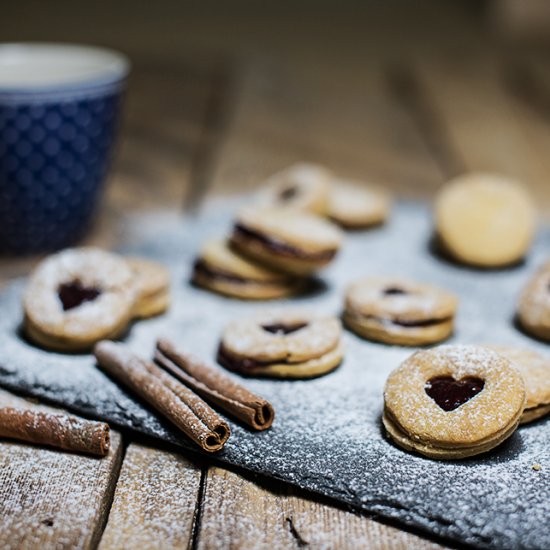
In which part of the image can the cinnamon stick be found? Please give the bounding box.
[0,407,110,456]
[155,338,275,431]
[94,341,230,452]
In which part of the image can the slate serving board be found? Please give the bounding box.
[0,200,548,550]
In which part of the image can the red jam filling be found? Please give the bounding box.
[383,287,408,296]
[425,376,485,411]
[261,322,308,335]
[58,281,101,311]
[279,186,299,201]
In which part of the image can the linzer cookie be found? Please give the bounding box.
[383,346,526,459]
[24,247,137,352]
[328,180,391,229]
[255,162,331,214]
[435,172,536,268]
[192,240,302,300]
[344,276,458,346]
[230,207,342,275]
[487,346,550,424]
[517,260,550,341]
[218,309,344,378]
[126,257,171,319]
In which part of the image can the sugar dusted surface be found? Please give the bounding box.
[0,201,549,550]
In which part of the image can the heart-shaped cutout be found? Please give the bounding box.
[425,376,485,411]
[58,280,101,311]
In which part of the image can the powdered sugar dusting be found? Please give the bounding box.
[0,201,549,550]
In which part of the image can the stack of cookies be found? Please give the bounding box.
[193,163,392,300]
[23,247,171,352]
[383,344,550,460]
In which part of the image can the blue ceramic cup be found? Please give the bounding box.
[0,44,129,254]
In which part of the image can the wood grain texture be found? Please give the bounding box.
[0,60,215,285]
[414,54,550,210]
[99,444,201,550]
[2,3,550,550]
[207,57,443,202]
[0,389,123,550]
[196,467,445,550]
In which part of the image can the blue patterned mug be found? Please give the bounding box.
[0,44,129,254]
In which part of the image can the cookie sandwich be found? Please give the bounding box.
[383,346,526,459]
[344,276,458,346]
[192,240,302,300]
[230,207,342,275]
[218,309,344,378]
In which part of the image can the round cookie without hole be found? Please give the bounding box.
[328,180,391,229]
[435,172,536,268]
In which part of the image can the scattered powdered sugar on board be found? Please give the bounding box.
[0,200,549,550]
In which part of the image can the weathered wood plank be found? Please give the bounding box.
[0,388,123,550]
[99,444,201,550]
[206,57,443,202]
[196,467,445,550]
[414,55,550,209]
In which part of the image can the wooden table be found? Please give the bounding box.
[2,2,550,548]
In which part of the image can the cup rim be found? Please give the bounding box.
[0,43,130,96]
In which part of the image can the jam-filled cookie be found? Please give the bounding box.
[487,346,550,424]
[24,247,136,352]
[230,207,342,275]
[218,309,344,378]
[435,172,536,268]
[255,162,331,215]
[383,346,526,459]
[126,257,171,319]
[517,260,550,341]
[328,180,391,229]
[344,276,458,346]
[192,240,302,300]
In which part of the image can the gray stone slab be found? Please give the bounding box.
[0,200,548,550]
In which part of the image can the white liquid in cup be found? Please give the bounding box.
[0,44,129,91]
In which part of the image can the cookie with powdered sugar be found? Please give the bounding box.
[230,207,342,275]
[254,162,332,215]
[192,240,303,300]
[344,276,458,346]
[24,247,137,352]
[383,345,526,459]
[218,309,344,378]
[487,345,550,424]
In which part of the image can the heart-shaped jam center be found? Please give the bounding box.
[279,186,299,202]
[425,376,485,411]
[383,287,408,296]
[58,281,101,311]
[262,322,308,336]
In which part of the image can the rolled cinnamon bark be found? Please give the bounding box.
[94,341,230,452]
[155,338,275,431]
[0,407,110,456]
